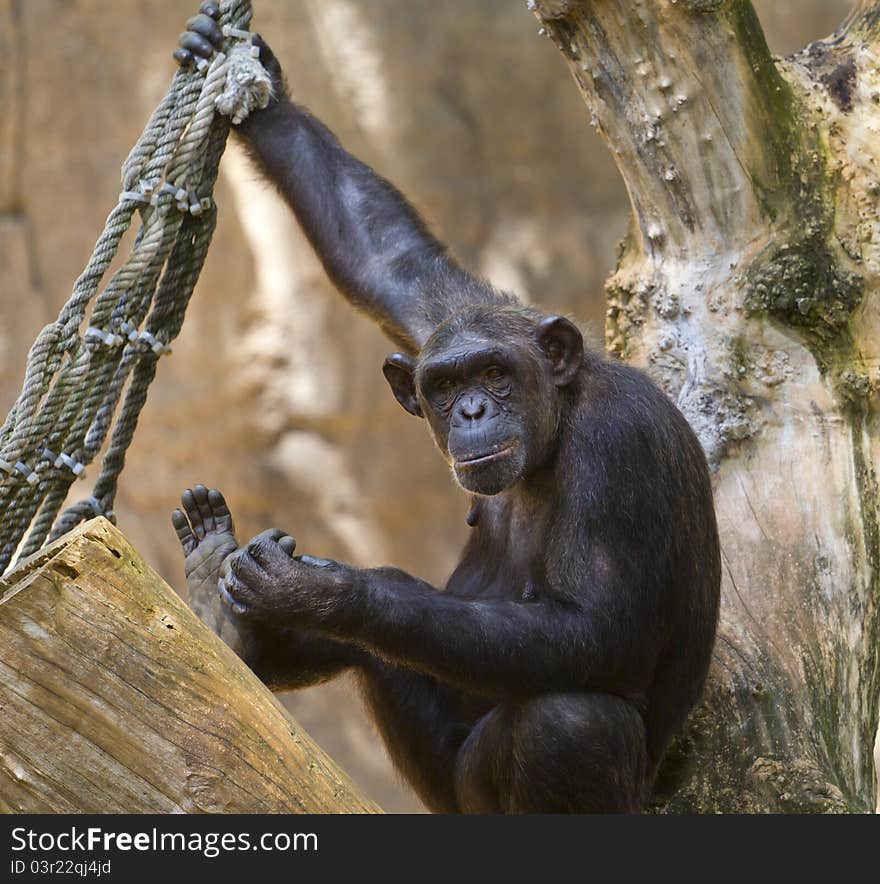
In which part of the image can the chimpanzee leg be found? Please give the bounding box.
[455,693,647,813]
[359,661,473,813]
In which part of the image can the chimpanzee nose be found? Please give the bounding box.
[459,395,487,421]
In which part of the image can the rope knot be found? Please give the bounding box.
[215,41,273,126]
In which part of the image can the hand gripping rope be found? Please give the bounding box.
[0,0,271,575]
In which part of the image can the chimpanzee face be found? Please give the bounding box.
[383,311,584,496]
[417,334,535,494]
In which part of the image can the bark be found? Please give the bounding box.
[0,518,379,813]
[531,0,880,812]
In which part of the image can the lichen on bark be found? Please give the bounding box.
[743,237,864,365]
[533,0,880,813]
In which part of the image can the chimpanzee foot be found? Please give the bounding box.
[172,485,240,624]
[172,485,258,657]
[172,487,296,655]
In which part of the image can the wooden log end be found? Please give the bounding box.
[0,518,380,814]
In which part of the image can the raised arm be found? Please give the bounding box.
[177,5,512,352]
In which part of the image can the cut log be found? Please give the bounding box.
[0,518,380,814]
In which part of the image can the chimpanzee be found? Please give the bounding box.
[170,3,721,813]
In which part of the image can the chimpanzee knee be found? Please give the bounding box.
[455,693,647,813]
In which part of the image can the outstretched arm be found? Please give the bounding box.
[177,6,512,352]
[238,99,507,351]
[220,536,655,701]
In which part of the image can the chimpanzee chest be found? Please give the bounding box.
[444,496,547,602]
[442,495,553,723]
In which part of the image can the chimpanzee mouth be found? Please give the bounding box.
[454,443,518,469]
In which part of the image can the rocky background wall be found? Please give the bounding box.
[0,0,851,812]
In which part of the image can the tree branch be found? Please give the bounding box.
[530,0,822,261]
[835,0,880,46]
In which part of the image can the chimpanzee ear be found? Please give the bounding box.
[536,315,584,386]
[382,354,423,418]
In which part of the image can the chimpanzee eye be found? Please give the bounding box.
[431,377,456,406]
[484,366,509,388]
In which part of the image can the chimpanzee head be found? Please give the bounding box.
[383,305,584,495]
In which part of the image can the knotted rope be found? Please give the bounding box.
[0,0,270,576]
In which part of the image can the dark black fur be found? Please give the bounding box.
[173,11,721,813]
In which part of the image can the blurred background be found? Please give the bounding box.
[0,0,854,811]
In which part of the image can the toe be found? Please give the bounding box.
[208,488,234,535]
[172,509,197,556]
[181,489,205,540]
[193,484,215,534]
[278,535,296,557]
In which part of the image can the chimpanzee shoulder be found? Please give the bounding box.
[554,353,716,571]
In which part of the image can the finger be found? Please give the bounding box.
[180,488,206,539]
[193,484,215,534]
[219,578,251,617]
[246,529,288,564]
[228,548,266,583]
[298,555,334,569]
[252,34,276,65]
[187,13,224,47]
[171,509,197,556]
[179,31,215,60]
[249,528,287,546]
[173,48,194,67]
[278,535,296,557]
[207,489,234,535]
[200,1,220,19]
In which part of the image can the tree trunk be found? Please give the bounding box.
[531,0,880,812]
[0,518,379,813]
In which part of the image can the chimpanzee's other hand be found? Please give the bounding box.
[248,35,289,103]
[173,3,223,66]
[173,3,288,104]
[219,530,357,626]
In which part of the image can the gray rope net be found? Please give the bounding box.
[0,0,269,577]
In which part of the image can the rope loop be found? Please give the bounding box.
[0,0,259,574]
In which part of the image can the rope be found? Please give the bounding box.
[0,0,271,575]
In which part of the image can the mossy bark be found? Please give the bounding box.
[531,0,880,812]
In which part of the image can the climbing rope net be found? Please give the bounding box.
[0,0,270,577]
